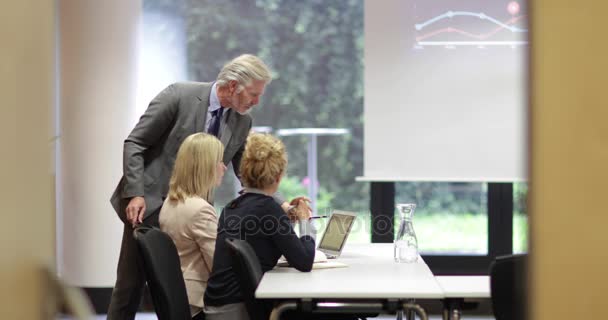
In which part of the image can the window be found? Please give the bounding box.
[513,182,528,253]
[396,182,488,255]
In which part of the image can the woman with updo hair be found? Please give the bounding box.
[203,133,315,320]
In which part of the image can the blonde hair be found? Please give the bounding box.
[216,54,272,90]
[240,133,287,189]
[167,133,224,202]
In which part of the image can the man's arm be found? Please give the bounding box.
[123,84,179,224]
[229,116,252,180]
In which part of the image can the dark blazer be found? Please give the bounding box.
[110,82,252,222]
[204,193,316,308]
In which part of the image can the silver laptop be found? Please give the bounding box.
[317,210,357,259]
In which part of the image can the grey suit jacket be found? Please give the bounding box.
[110,82,252,222]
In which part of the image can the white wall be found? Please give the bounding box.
[58,0,141,287]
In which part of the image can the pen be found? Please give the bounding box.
[287,205,328,219]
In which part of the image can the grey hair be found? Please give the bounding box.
[216,54,272,90]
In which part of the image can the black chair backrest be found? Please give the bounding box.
[134,227,191,320]
[490,253,527,320]
[224,238,270,320]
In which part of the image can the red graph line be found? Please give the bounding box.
[416,15,526,42]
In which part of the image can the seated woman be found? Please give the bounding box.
[204,133,315,320]
[159,133,226,320]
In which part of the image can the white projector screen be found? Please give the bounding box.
[362,0,528,182]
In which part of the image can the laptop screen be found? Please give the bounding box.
[318,212,356,252]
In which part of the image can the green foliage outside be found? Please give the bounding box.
[513,213,528,253]
[348,213,528,254]
[513,182,528,215]
[396,182,487,216]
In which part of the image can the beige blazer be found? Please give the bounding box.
[159,196,218,310]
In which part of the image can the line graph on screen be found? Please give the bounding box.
[413,1,528,48]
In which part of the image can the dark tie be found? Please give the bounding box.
[208,107,224,137]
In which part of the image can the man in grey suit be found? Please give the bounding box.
[107,54,275,320]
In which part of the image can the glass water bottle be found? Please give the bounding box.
[394,203,418,263]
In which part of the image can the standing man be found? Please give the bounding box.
[108,54,276,319]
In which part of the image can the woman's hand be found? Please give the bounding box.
[290,197,312,221]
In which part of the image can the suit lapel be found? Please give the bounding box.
[220,109,235,150]
[195,83,213,133]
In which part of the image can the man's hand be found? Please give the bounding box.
[126,196,146,227]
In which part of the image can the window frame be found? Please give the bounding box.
[370,182,515,275]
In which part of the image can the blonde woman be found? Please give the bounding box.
[203,133,314,320]
[159,133,226,320]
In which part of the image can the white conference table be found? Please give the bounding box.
[435,276,491,320]
[256,243,443,319]
[435,276,490,299]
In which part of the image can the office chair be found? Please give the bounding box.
[134,227,192,320]
[489,253,527,320]
[225,238,273,320]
